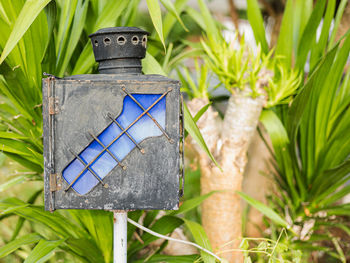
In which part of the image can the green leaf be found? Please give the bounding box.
[0,0,51,64]
[142,51,167,76]
[24,239,65,263]
[247,0,269,54]
[11,190,43,241]
[260,110,300,203]
[163,0,189,39]
[237,191,289,228]
[92,0,129,32]
[309,0,336,70]
[183,219,215,263]
[146,0,166,51]
[169,191,216,216]
[287,44,338,159]
[57,0,89,76]
[275,0,294,67]
[0,199,84,238]
[159,0,188,32]
[185,7,206,31]
[183,102,220,169]
[194,103,211,123]
[328,0,348,48]
[0,174,35,192]
[196,0,220,40]
[128,215,183,259]
[0,233,42,258]
[295,0,326,71]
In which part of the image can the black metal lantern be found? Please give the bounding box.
[42,27,184,212]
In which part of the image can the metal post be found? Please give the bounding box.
[113,211,127,263]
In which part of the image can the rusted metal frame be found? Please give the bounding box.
[68,148,108,189]
[64,89,170,192]
[48,77,56,211]
[179,94,185,197]
[106,113,145,154]
[121,87,173,143]
[88,132,127,170]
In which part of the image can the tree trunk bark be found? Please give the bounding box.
[188,90,265,263]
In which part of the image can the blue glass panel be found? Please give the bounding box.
[72,170,99,195]
[62,93,166,195]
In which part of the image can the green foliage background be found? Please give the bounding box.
[0,0,350,262]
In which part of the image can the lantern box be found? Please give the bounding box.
[42,28,184,211]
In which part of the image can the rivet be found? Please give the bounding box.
[104,183,109,188]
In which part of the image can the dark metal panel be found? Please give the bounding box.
[43,75,181,211]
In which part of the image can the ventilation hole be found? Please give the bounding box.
[132,36,139,45]
[104,37,111,45]
[117,36,126,45]
[94,40,99,46]
[142,35,147,47]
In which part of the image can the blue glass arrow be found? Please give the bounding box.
[62,94,166,195]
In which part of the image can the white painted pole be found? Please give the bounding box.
[113,211,127,263]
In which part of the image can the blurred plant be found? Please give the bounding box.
[236,0,350,261]
[239,229,302,263]
[177,59,218,100]
[244,32,350,262]
[180,0,300,261]
[0,0,219,262]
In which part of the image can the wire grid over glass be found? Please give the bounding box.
[62,88,172,195]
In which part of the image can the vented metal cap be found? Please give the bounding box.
[89,27,150,62]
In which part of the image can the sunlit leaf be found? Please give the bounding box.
[0,0,51,64]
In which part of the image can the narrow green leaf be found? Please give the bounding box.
[183,219,215,263]
[127,215,183,258]
[194,103,211,123]
[329,0,348,48]
[275,0,293,67]
[169,191,216,216]
[0,233,42,258]
[163,0,189,39]
[0,199,84,238]
[159,0,188,32]
[287,45,338,149]
[185,7,206,31]
[65,237,105,263]
[247,0,269,54]
[309,0,336,70]
[260,110,301,202]
[183,102,220,169]
[0,0,51,64]
[295,0,326,71]
[11,190,43,241]
[0,174,34,192]
[24,239,65,263]
[5,153,43,173]
[237,191,289,228]
[142,51,167,76]
[197,0,220,40]
[146,0,166,51]
[57,0,89,76]
[92,0,129,32]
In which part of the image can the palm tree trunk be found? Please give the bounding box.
[188,90,265,263]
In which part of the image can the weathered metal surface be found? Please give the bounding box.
[43,27,183,211]
[43,75,181,210]
[89,27,149,74]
